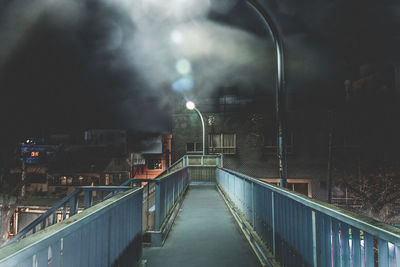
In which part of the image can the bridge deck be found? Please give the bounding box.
[142,185,260,267]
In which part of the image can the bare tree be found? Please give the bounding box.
[333,157,400,224]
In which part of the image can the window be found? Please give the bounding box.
[186,142,203,153]
[261,178,312,197]
[208,133,236,154]
[147,159,162,170]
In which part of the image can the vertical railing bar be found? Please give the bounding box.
[154,179,161,231]
[63,203,67,220]
[332,219,341,267]
[353,227,361,267]
[378,238,389,267]
[342,223,350,267]
[42,217,46,230]
[52,212,57,225]
[70,195,76,216]
[272,191,276,257]
[252,182,255,227]
[84,190,90,209]
[365,232,374,267]
[312,210,317,267]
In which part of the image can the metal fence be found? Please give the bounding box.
[160,155,222,176]
[152,155,221,230]
[217,168,400,267]
[5,183,135,246]
[0,187,143,267]
[154,167,189,231]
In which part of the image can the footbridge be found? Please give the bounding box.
[1,155,400,267]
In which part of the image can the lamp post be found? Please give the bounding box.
[186,101,205,156]
[245,0,288,188]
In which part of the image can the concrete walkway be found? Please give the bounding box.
[142,185,261,267]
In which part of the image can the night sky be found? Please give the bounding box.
[1,0,400,156]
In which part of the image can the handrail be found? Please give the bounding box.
[4,185,132,247]
[217,167,400,266]
[0,188,143,267]
[153,154,221,179]
[219,167,400,244]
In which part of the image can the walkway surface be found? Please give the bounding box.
[142,185,261,267]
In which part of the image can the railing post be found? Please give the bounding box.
[146,183,150,231]
[271,191,276,257]
[84,190,93,209]
[378,239,389,266]
[155,182,161,231]
[63,204,67,220]
[251,182,255,227]
[69,195,77,216]
[52,212,56,225]
[312,210,317,267]
[365,233,374,267]
[41,218,46,230]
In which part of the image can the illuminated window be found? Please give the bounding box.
[208,133,236,154]
[30,151,39,157]
[147,159,162,170]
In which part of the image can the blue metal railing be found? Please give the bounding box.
[0,187,143,267]
[154,168,189,230]
[5,179,135,246]
[158,154,222,177]
[152,155,221,230]
[217,168,400,267]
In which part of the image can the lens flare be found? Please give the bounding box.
[172,76,194,92]
[176,59,191,75]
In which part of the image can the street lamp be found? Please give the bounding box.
[246,0,288,188]
[186,101,205,156]
[170,1,288,188]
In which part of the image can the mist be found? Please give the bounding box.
[1,0,397,135]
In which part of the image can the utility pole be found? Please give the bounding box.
[327,110,334,203]
[21,159,26,198]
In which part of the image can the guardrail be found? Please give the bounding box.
[154,167,189,231]
[153,155,220,230]
[5,180,135,246]
[0,187,143,267]
[159,155,222,177]
[217,168,400,267]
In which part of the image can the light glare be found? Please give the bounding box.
[171,30,183,44]
[186,101,195,110]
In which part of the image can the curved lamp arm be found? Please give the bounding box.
[246,0,288,188]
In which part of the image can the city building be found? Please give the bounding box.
[131,134,172,179]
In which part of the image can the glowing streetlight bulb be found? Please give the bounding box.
[186,101,195,110]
